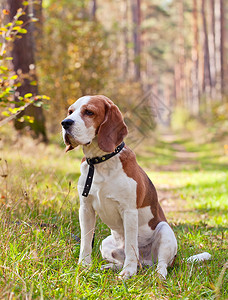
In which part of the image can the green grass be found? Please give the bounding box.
[0,129,227,299]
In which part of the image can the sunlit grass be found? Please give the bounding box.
[0,129,227,299]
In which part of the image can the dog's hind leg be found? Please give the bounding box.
[100,234,125,270]
[139,243,153,267]
[151,222,177,279]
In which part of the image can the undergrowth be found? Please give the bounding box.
[0,127,227,299]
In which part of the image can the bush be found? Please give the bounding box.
[0,6,49,127]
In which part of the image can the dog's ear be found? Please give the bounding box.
[98,102,128,152]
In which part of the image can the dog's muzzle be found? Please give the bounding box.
[61,119,74,130]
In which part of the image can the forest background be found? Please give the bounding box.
[1,0,227,136]
[0,0,227,299]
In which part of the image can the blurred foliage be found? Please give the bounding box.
[208,100,228,139]
[38,0,111,132]
[0,0,227,136]
[171,106,191,132]
[171,99,228,139]
[38,0,147,134]
[0,5,49,127]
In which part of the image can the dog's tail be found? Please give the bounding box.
[187,252,211,263]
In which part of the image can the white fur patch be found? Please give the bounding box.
[138,206,154,246]
[79,154,137,233]
[62,96,96,145]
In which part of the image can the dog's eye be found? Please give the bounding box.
[68,110,73,115]
[85,109,94,116]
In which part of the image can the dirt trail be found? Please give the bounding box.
[155,132,198,214]
[159,132,198,172]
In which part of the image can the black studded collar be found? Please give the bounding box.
[82,141,125,197]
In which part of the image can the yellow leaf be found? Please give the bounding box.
[3,9,10,15]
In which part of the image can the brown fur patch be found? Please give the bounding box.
[80,96,107,130]
[80,95,127,153]
[119,146,167,230]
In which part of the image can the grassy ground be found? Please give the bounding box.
[0,127,227,299]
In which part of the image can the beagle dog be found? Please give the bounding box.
[61,95,177,279]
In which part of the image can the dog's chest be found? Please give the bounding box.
[79,156,137,230]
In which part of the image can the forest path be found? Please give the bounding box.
[157,131,199,171]
[153,131,200,215]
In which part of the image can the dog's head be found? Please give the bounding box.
[61,95,128,153]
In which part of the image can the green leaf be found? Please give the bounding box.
[8,107,19,114]
[41,95,50,100]
[17,100,25,106]
[26,116,34,123]
[22,1,29,6]
[10,75,18,80]
[12,26,21,31]
[0,66,8,71]
[15,20,23,25]
[6,22,12,27]
[18,115,34,123]
[30,80,37,86]
[24,93,33,99]
[0,27,7,32]
[18,28,27,34]
[1,111,10,117]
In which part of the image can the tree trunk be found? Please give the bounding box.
[214,0,222,99]
[123,0,129,77]
[176,0,187,107]
[174,63,181,103]
[191,0,200,115]
[90,0,97,20]
[209,0,216,97]
[8,0,47,141]
[220,0,225,97]
[0,0,7,10]
[131,0,141,81]
[201,0,212,99]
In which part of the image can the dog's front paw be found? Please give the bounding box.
[78,256,92,267]
[118,266,137,280]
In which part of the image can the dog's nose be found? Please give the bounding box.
[61,119,74,130]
